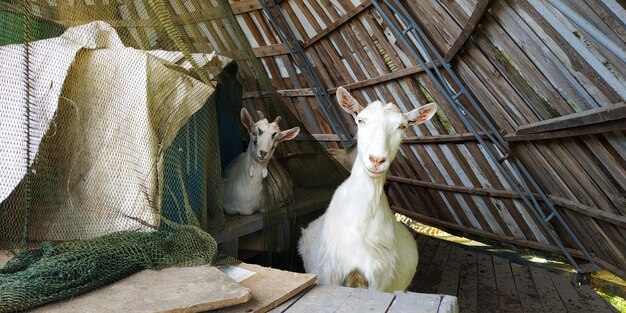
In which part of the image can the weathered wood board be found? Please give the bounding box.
[269,284,458,313]
[31,265,251,313]
[211,263,317,313]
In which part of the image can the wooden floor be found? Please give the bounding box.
[409,234,618,313]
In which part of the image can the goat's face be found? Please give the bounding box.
[241,108,300,162]
[337,87,437,177]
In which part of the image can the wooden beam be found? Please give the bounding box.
[392,206,589,260]
[241,90,275,99]
[507,119,626,142]
[397,206,626,280]
[294,133,355,142]
[403,132,498,144]
[387,175,626,228]
[401,117,625,144]
[303,0,373,48]
[231,0,262,14]
[277,61,440,97]
[444,0,493,62]
[516,102,626,135]
[253,43,290,57]
[231,0,285,14]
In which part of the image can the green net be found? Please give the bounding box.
[0,0,347,311]
[0,224,227,313]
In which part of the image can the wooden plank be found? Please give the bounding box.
[416,234,430,253]
[438,245,464,296]
[476,253,499,313]
[276,62,440,97]
[282,285,353,312]
[268,286,312,313]
[387,291,443,313]
[401,124,625,143]
[412,238,441,292]
[516,102,626,135]
[489,0,601,112]
[335,288,395,312]
[33,266,251,313]
[213,188,334,247]
[212,213,264,244]
[438,295,460,313]
[215,263,317,313]
[576,284,615,313]
[457,250,478,313]
[402,132,497,144]
[528,266,567,312]
[512,0,623,103]
[394,207,591,261]
[388,176,626,228]
[508,118,626,141]
[444,0,494,62]
[253,43,290,58]
[492,256,524,313]
[231,0,262,15]
[302,0,373,48]
[420,243,452,293]
[510,263,548,312]
[549,271,588,312]
[593,257,626,286]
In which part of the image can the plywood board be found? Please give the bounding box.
[213,263,317,313]
[32,266,251,313]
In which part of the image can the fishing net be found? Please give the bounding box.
[0,0,346,311]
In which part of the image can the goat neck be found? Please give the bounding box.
[245,139,269,179]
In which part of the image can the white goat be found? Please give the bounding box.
[223,108,300,215]
[298,87,437,292]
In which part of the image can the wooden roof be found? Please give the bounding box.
[231,0,626,280]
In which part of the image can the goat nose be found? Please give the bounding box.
[369,155,386,165]
[259,150,268,158]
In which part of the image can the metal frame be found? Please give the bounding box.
[371,0,595,271]
[259,0,355,148]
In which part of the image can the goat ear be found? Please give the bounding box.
[406,103,437,126]
[241,108,254,132]
[337,87,363,117]
[277,127,300,142]
[256,110,265,120]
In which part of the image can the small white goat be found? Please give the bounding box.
[298,87,437,292]
[223,108,300,215]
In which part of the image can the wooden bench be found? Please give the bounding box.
[212,187,334,257]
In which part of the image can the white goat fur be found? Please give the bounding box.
[223,108,299,215]
[298,87,437,292]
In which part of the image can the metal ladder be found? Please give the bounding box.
[371,0,596,273]
[259,0,355,148]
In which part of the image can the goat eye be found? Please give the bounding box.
[399,124,407,130]
[358,118,365,125]
[271,133,276,139]
[258,129,263,135]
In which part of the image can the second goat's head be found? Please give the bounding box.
[337,87,437,178]
[241,107,300,164]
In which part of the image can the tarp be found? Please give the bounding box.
[0,21,232,241]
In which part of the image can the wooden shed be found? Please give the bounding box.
[0,0,624,312]
[229,0,626,277]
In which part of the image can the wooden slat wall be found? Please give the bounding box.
[231,0,626,278]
